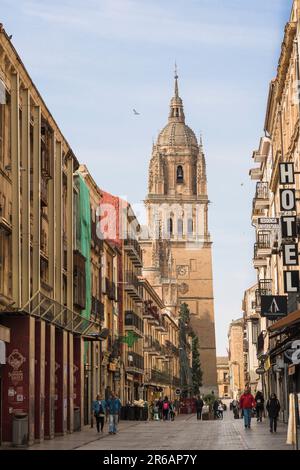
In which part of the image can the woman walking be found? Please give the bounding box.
[266,393,280,433]
[255,390,264,422]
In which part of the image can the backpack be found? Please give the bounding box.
[163,402,169,410]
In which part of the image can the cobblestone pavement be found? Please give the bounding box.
[27,410,292,451]
[77,411,291,451]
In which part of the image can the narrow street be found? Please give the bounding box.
[28,410,291,451]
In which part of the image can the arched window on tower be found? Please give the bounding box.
[187,218,193,237]
[167,218,173,238]
[177,219,183,238]
[177,165,184,183]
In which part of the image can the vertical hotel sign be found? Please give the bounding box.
[279,163,299,293]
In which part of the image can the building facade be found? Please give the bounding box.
[248,0,300,423]
[242,285,260,393]
[0,25,105,444]
[140,72,217,394]
[216,357,230,399]
[228,319,245,399]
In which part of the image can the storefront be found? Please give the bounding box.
[0,324,10,444]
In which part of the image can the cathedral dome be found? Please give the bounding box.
[156,69,198,149]
[157,121,198,147]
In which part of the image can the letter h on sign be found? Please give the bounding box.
[279,163,295,185]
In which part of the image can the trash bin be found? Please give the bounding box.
[73,407,81,431]
[12,412,28,447]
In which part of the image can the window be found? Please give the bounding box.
[176,165,184,183]
[252,320,259,344]
[167,218,173,237]
[177,219,183,238]
[187,218,193,236]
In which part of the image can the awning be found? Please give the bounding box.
[268,309,300,333]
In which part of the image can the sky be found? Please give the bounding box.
[0,0,294,355]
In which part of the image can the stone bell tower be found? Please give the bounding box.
[140,69,217,394]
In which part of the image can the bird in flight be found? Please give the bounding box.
[133,109,140,115]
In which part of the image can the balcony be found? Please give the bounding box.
[252,137,270,163]
[165,340,179,357]
[253,231,272,268]
[154,315,168,333]
[249,167,263,180]
[91,296,105,323]
[105,277,117,301]
[144,335,161,355]
[143,301,160,325]
[124,238,142,267]
[253,182,270,211]
[255,279,272,313]
[151,368,171,386]
[124,271,142,301]
[125,310,144,338]
[126,351,144,374]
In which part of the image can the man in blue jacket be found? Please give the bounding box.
[92,394,106,433]
[106,392,122,434]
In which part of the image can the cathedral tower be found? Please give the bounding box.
[141,70,217,393]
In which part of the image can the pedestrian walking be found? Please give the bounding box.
[153,400,160,421]
[157,398,163,420]
[266,393,280,433]
[106,392,122,435]
[162,396,170,421]
[231,399,239,419]
[213,398,219,419]
[169,401,175,421]
[92,394,106,433]
[239,387,256,429]
[195,395,204,420]
[217,400,224,420]
[255,390,264,422]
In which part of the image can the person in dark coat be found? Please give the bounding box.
[195,395,204,420]
[266,393,280,433]
[255,390,265,422]
[213,399,219,419]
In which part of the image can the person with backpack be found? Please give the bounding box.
[92,394,107,433]
[162,396,170,421]
[195,395,204,420]
[266,393,281,433]
[255,390,265,422]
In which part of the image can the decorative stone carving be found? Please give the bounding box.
[178,282,189,294]
[176,265,188,276]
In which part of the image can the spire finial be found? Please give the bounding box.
[200,132,204,151]
[174,61,179,97]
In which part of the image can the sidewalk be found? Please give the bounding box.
[2,420,141,451]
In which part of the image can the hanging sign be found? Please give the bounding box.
[284,271,299,293]
[260,295,288,318]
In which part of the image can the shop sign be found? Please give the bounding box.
[284,340,300,365]
[175,388,181,396]
[279,163,300,293]
[260,295,287,318]
[258,218,280,230]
